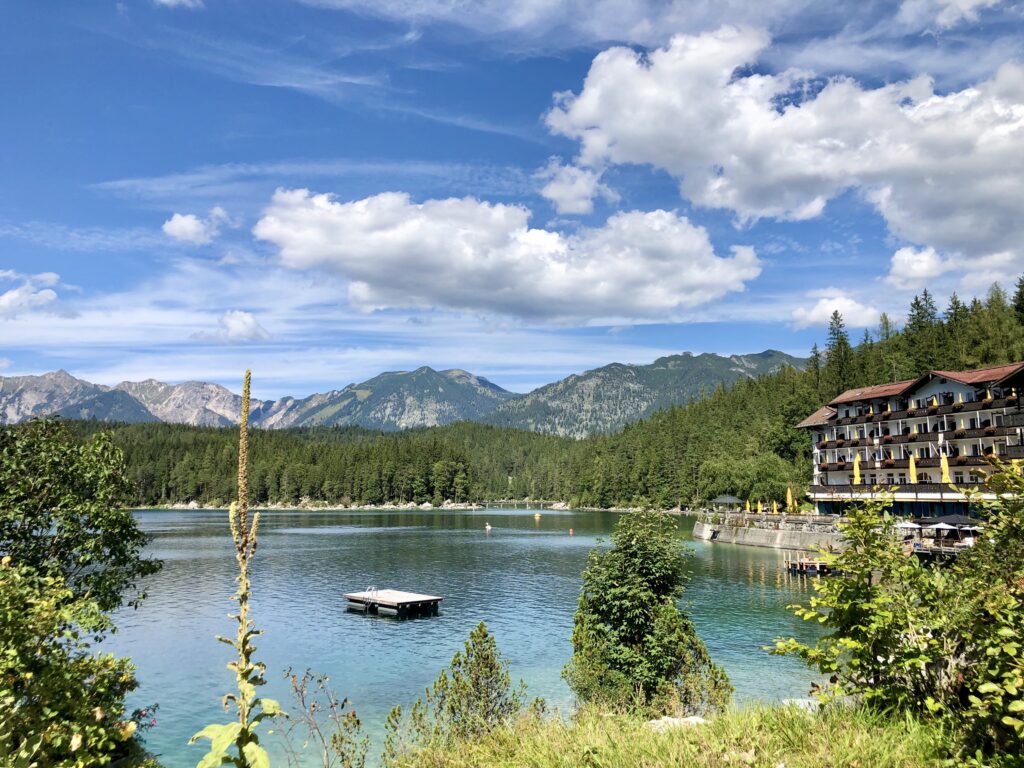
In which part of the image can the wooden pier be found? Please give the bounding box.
[784,556,832,576]
[345,588,442,617]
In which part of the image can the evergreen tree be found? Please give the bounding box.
[1013,274,1024,326]
[823,310,853,398]
[904,289,941,375]
[944,293,969,371]
[564,510,731,713]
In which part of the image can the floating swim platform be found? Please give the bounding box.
[344,588,442,617]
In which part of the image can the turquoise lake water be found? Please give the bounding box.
[109,507,822,766]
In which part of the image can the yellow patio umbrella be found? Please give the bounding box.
[772,500,778,515]
[786,486,794,510]
[957,391,964,405]
[853,453,861,485]
[930,395,938,407]
[867,404,874,416]
[908,454,917,484]
[757,500,763,514]
[940,453,952,484]
[745,499,751,513]
[985,387,992,400]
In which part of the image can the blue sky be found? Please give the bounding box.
[1,0,1022,398]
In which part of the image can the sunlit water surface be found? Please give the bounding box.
[109,508,821,766]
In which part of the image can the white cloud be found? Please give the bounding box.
[536,158,617,215]
[253,188,761,323]
[897,0,1002,29]
[792,289,880,329]
[154,0,204,8]
[546,27,1024,267]
[885,246,954,290]
[0,271,59,320]
[0,358,11,370]
[162,206,229,244]
[211,310,270,342]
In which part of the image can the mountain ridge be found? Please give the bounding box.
[0,349,804,436]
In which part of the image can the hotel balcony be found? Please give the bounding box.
[828,396,1019,427]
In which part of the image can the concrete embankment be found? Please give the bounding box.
[692,514,842,552]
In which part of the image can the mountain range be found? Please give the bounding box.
[0,350,803,437]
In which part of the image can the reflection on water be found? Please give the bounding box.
[109,508,821,766]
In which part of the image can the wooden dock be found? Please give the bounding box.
[784,556,832,576]
[344,588,442,617]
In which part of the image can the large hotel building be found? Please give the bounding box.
[798,362,1024,516]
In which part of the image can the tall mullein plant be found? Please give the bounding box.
[191,370,282,768]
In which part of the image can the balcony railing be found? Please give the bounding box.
[830,396,1018,427]
[809,482,987,495]
[816,426,1016,451]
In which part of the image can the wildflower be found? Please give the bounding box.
[70,733,83,752]
[93,706,105,722]
[119,720,137,740]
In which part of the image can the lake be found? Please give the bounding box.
[109,507,822,766]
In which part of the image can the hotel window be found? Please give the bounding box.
[969,417,977,429]
[898,473,907,483]
[954,472,965,484]
[886,474,895,484]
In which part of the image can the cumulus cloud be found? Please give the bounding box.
[0,271,59,320]
[792,289,880,329]
[162,206,229,244]
[536,158,618,215]
[546,27,1024,265]
[253,188,761,323]
[885,246,955,290]
[193,310,270,343]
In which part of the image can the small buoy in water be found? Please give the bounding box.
[485,523,492,531]
[534,512,542,520]
[569,528,574,536]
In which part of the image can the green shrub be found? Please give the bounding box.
[775,462,1024,766]
[564,509,731,714]
[384,622,531,765]
[0,419,160,612]
[0,560,143,767]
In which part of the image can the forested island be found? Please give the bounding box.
[70,281,1024,510]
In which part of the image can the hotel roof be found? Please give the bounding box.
[801,360,1024,424]
[931,361,1024,386]
[828,379,916,406]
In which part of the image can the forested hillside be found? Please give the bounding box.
[64,280,1024,509]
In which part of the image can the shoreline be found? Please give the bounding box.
[133,500,700,514]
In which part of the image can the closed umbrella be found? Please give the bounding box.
[786,487,794,511]
[908,454,917,484]
[745,499,751,513]
[757,500,763,514]
[940,453,951,484]
[772,500,778,515]
[853,453,861,485]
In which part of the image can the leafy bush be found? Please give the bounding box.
[0,419,160,612]
[563,509,731,714]
[383,622,532,765]
[775,462,1024,766]
[280,668,369,768]
[0,559,144,767]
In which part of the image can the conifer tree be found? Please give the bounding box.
[824,310,853,398]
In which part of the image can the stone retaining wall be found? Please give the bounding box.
[692,516,842,552]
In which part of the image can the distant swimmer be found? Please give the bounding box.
[569,528,574,536]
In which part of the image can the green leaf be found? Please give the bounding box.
[242,742,271,768]
[189,721,242,754]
